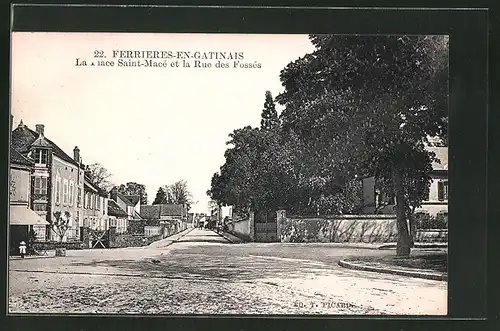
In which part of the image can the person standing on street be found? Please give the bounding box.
[19,241,27,258]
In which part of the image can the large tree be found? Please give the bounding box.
[277,35,449,256]
[116,182,148,205]
[86,163,114,191]
[168,180,194,209]
[156,180,194,210]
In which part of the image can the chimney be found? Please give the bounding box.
[35,124,45,136]
[73,146,80,163]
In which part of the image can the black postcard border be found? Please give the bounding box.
[3,3,493,331]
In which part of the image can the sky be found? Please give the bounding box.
[11,32,315,213]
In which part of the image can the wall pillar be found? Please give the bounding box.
[276,210,286,243]
[249,210,255,241]
[80,227,91,249]
[108,226,117,248]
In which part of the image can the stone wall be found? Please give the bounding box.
[415,229,448,243]
[227,211,254,241]
[33,240,83,250]
[278,211,398,243]
[127,219,146,234]
[277,211,448,243]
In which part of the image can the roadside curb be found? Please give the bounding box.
[378,243,448,250]
[214,231,246,244]
[338,259,447,281]
[147,227,194,248]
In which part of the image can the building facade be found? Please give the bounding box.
[82,174,109,233]
[9,146,48,253]
[11,122,85,242]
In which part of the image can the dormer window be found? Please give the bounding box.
[34,149,48,166]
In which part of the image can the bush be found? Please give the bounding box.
[415,212,448,229]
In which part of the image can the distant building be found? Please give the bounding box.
[107,199,128,234]
[110,189,142,220]
[140,203,189,233]
[123,195,143,218]
[82,174,109,233]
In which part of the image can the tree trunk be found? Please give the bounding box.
[393,168,411,256]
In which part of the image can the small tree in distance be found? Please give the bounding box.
[260,91,280,131]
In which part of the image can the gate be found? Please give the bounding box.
[89,229,109,248]
[254,210,278,242]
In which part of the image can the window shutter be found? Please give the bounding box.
[438,182,444,201]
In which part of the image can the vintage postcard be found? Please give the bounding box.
[9,31,449,315]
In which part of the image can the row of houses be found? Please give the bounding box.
[9,117,190,251]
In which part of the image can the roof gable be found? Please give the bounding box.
[11,125,79,166]
[124,195,140,206]
[10,146,34,167]
[108,200,128,217]
[111,191,135,206]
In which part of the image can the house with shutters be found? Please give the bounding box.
[11,121,85,242]
[360,145,448,217]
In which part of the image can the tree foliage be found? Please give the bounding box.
[260,91,280,131]
[116,182,148,205]
[153,187,168,205]
[276,34,449,255]
[154,180,194,210]
[86,163,114,191]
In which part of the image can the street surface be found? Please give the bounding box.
[9,228,447,315]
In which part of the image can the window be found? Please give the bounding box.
[84,192,89,209]
[34,149,48,165]
[63,179,69,204]
[438,180,449,201]
[97,196,101,210]
[34,177,48,195]
[69,181,74,205]
[77,188,82,206]
[55,175,61,204]
[33,203,47,212]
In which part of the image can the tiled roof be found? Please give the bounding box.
[427,146,448,171]
[110,190,135,206]
[11,125,79,166]
[108,199,128,218]
[140,204,187,218]
[140,205,161,219]
[161,204,187,217]
[10,146,34,167]
[124,195,140,206]
[84,175,99,192]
